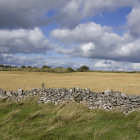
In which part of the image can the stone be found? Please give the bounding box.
[0,88,8,99]
[0,87,140,114]
[104,90,111,96]
[17,88,23,95]
[85,88,90,94]
[6,91,12,97]
[0,88,6,95]
[121,93,127,99]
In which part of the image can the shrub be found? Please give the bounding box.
[66,67,75,72]
[78,65,89,72]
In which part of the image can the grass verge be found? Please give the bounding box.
[0,97,140,140]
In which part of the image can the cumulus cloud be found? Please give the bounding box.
[0,54,44,66]
[1,0,140,70]
[0,0,138,29]
[0,53,87,68]
[54,0,138,28]
[94,60,126,70]
[127,4,140,37]
[51,22,114,43]
[0,28,53,54]
[0,0,68,29]
[81,0,137,17]
[52,22,140,63]
[94,60,140,71]
[132,63,140,70]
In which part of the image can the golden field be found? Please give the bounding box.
[0,71,140,95]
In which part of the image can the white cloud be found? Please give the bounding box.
[52,21,140,63]
[132,63,140,70]
[82,0,138,16]
[51,22,113,43]
[0,0,68,28]
[56,0,138,27]
[0,28,53,54]
[94,60,124,70]
[0,0,140,71]
[127,4,140,37]
[94,60,140,71]
[81,42,95,52]
[0,0,138,29]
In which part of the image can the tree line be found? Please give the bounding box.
[0,64,89,73]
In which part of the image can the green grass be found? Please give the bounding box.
[0,97,140,140]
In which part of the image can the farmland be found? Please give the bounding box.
[0,71,140,95]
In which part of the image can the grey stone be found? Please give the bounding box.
[104,90,111,96]
[0,87,140,114]
[121,93,127,99]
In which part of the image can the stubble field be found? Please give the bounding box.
[0,71,140,95]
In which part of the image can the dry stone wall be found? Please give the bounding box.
[0,87,140,114]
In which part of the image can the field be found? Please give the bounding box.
[1,71,140,140]
[0,97,140,140]
[0,71,140,94]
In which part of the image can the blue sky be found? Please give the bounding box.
[0,0,140,71]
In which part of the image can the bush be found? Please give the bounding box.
[21,66,26,69]
[78,65,89,72]
[66,67,75,72]
[42,65,51,69]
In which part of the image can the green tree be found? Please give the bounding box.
[66,67,75,72]
[27,66,32,69]
[78,65,89,72]
[42,65,51,69]
[21,66,26,69]
[0,64,4,67]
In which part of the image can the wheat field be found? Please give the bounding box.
[0,71,140,95]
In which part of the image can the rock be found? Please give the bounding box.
[0,88,6,95]
[17,88,23,95]
[0,87,140,114]
[0,88,8,99]
[85,88,90,94]
[74,94,83,103]
[0,94,8,99]
[104,90,111,96]
[121,93,127,99]
[6,91,12,97]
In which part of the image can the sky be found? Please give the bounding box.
[0,0,140,71]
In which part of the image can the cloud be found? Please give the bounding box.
[54,0,138,28]
[1,0,140,71]
[52,22,140,63]
[1,53,140,71]
[0,53,87,68]
[81,0,137,17]
[94,60,140,71]
[51,22,113,43]
[0,0,67,29]
[0,0,138,29]
[0,28,53,54]
[132,63,140,70]
[94,60,125,70]
[0,54,44,66]
[127,4,140,37]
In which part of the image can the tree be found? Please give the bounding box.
[4,65,12,68]
[42,65,51,69]
[27,66,32,69]
[78,65,89,72]
[0,64,4,67]
[66,67,75,72]
[21,66,26,69]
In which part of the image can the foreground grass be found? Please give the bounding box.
[0,71,140,94]
[0,98,140,140]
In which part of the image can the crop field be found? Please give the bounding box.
[0,71,140,95]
